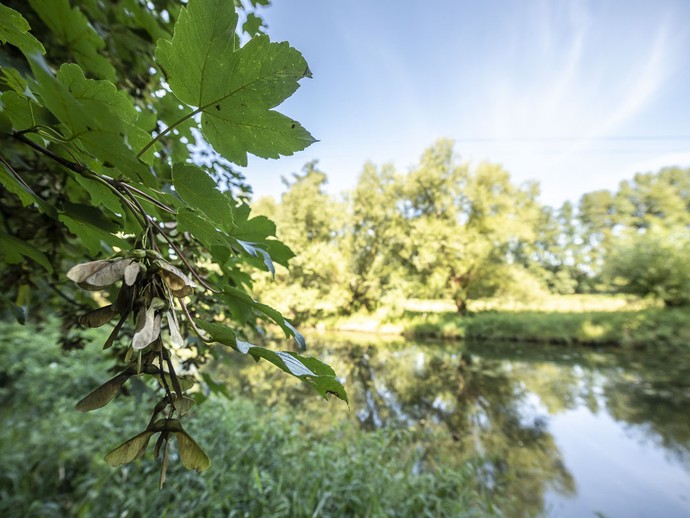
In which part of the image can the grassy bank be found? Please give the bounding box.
[315,296,688,349]
[0,321,489,517]
[405,308,689,349]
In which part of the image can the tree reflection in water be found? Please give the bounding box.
[210,334,690,516]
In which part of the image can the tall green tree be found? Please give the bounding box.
[0,0,346,482]
[577,167,690,288]
[518,201,589,294]
[253,162,349,321]
[346,161,406,312]
[614,167,690,229]
[399,140,542,314]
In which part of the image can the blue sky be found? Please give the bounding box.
[242,0,690,207]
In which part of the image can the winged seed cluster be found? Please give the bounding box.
[67,250,210,487]
[1,0,348,486]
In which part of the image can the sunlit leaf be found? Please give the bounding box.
[177,208,229,250]
[28,59,154,186]
[194,319,236,346]
[155,0,315,166]
[1,67,36,100]
[235,239,275,276]
[196,319,346,402]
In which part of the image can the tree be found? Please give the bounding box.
[577,167,690,286]
[399,140,542,314]
[253,162,349,322]
[0,0,346,483]
[604,225,690,307]
[517,201,589,294]
[346,161,406,312]
[615,167,690,230]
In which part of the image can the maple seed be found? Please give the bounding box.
[67,258,134,289]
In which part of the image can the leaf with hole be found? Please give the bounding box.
[155,0,315,166]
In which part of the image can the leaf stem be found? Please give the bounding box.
[11,131,155,231]
[156,228,221,293]
[120,183,175,214]
[136,106,202,160]
[179,299,213,342]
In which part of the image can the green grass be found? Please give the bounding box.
[0,320,489,517]
[404,293,656,314]
[403,308,690,349]
[312,295,686,350]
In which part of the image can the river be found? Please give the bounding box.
[216,333,690,517]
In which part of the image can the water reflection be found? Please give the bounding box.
[213,334,690,517]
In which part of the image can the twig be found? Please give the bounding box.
[12,132,89,176]
[120,183,175,214]
[136,106,202,160]
[48,284,90,310]
[156,229,221,293]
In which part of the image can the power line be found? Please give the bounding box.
[452,136,690,143]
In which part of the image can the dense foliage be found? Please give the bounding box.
[253,141,690,321]
[0,0,346,482]
[0,322,487,517]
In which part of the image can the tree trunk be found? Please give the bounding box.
[455,297,468,316]
[450,268,472,316]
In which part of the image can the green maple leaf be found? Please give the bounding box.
[29,60,155,185]
[172,164,236,232]
[155,0,316,166]
[27,0,116,81]
[0,4,45,57]
[195,319,347,403]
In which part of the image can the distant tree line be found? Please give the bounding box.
[253,140,690,320]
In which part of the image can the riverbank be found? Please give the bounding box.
[0,321,490,517]
[312,296,689,349]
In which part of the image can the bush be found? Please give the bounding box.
[0,321,488,517]
[605,226,690,307]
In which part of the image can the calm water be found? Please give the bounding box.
[217,333,690,517]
